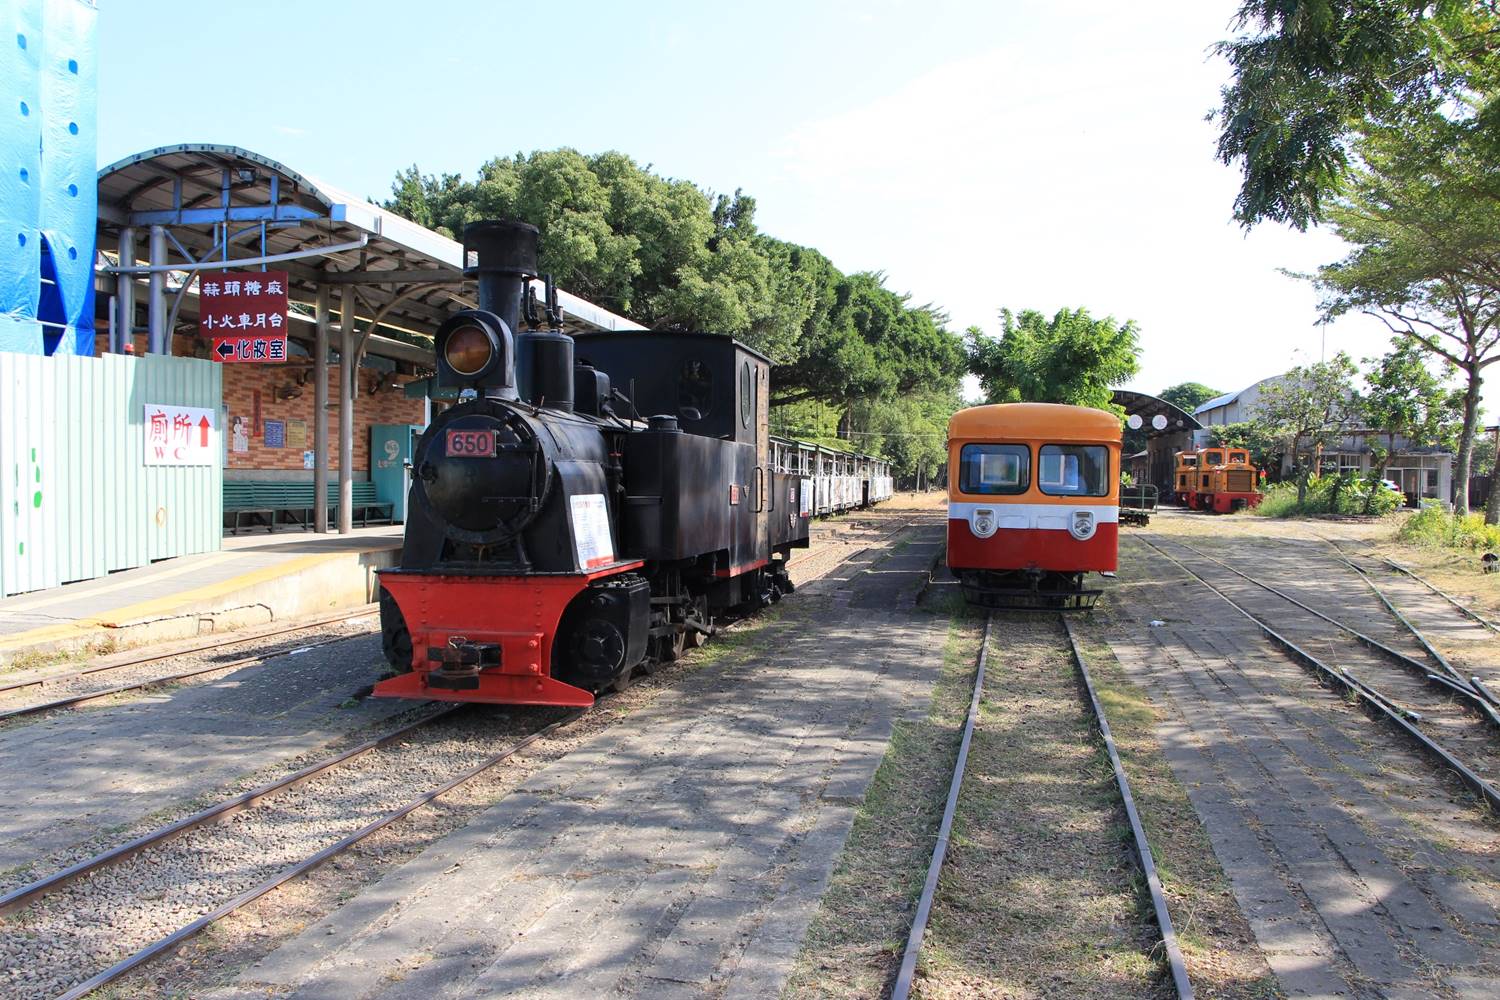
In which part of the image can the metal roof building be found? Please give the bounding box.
[94,144,644,532]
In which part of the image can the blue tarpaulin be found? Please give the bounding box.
[0,0,96,357]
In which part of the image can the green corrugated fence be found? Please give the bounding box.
[0,351,223,598]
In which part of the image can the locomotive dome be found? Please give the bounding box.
[948,402,1123,441]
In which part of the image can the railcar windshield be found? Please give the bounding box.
[1180,455,1198,467]
[1038,444,1110,497]
[1228,450,1249,464]
[959,443,1029,495]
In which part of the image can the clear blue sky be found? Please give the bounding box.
[97,0,1430,405]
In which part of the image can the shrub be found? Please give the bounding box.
[1398,506,1500,551]
[1253,472,1403,519]
[1254,482,1302,518]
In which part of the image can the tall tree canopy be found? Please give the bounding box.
[1311,120,1500,515]
[1158,382,1222,414]
[966,307,1141,410]
[1212,0,1500,230]
[386,150,965,415]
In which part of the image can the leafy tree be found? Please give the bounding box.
[386,150,966,412]
[1362,335,1464,479]
[966,307,1141,410]
[1251,352,1361,503]
[1158,382,1221,413]
[1207,421,1284,474]
[1311,123,1500,516]
[1212,0,1499,229]
[853,391,959,484]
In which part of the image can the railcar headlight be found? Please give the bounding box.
[971,508,997,538]
[1070,510,1097,541]
[444,324,492,375]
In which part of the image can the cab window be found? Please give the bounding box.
[1038,444,1109,497]
[959,444,1029,495]
[680,360,713,420]
[1229,450,1248,464]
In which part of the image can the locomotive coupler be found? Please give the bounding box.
[426,637,502,691]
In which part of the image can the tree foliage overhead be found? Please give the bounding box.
[386,150,964,413]
[965,307,1141,410]
[1212,0,1500,230]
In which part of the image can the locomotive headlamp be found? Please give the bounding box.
[445,324,492,375]
[435,309,515,393]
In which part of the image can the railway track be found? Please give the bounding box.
[1161,538,1500,730]
[891,614,1192,1000]
[0,606,379,723]
[3,702,588,1000]
[4,520,917,1000]
[1380,556,1500,634]
[1137,536,1500,813]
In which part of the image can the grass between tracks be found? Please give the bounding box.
[786,607,1179,1000]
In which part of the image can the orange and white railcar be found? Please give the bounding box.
[946,403,1122,609]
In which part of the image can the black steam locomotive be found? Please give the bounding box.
[374,220,825,707]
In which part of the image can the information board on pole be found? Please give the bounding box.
[200,270,290,363]
[144,403,216,466]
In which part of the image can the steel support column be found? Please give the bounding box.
[338,286,356,534]
[113,227,136,354]
[314,285,330,533]
[146,225,167,354]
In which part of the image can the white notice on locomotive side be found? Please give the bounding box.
[799,478,814,517]
[570,493,615,569]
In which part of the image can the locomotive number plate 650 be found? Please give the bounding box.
[446,428,497,458]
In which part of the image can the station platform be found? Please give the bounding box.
[0,527,403,663]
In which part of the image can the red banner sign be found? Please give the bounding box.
[212,335,288,363]
[200,270,290,361]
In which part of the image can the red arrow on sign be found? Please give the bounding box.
[198,416,211,447]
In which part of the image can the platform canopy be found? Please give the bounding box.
[96,143,643,362]
[1111,389,1202,437]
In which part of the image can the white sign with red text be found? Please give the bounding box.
[569,493,615,569]
[143,403,216,466]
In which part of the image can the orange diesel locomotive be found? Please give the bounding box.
[1174,447,1263,512]
[947,403,1122,609]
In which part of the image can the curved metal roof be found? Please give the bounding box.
[1110,389,1203,436]
[96,144,642,363]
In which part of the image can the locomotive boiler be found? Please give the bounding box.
[375,220,808,707]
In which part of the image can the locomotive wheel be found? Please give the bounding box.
[610,667,635,693]
[378,588,413,675]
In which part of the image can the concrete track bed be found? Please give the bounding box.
[1104,530,1500,999]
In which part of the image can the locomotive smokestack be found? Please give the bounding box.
[450,221,537,401]
[463,220,538,331]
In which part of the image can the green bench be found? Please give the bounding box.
[223,481,395,534]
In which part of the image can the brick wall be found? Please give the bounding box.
[95,332,427,479]
[221,361,425,475]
